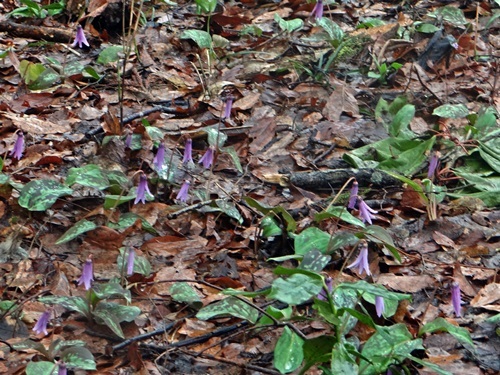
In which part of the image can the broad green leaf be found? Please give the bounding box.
[205,128,228,148]
[196,296,259,323]
[316,17,344,42]
[29,68,60,90]
[478,141,500,173]
[360,324,424,375]
[261,216,283,237]
[19,179,73,211]
[65,164,109,189]
[92,282,131,303]
[49,339,87,354]
[407,354,453,375]
[223,288,271,298]
[55,219,97,244]
[327,232,360,252]
[180,30,212,49]
[274,326,304,374]
[274,14,303,33]
[415,23,440,33]
[216,199,243,224]
[244,197,297,232]
[13,339,49,356]
[108,212,157,234]
[269,273,323,305]
[97,46,124,64]
[103,194,136,209]
[195,0,217,14]
[39,296,91,318]
[117,247,152,276]
[0,300,16,312]
[145,125,164,141]
[378,137,435,176]
[389,104,415,137]
[20,60,45,84]
[60,346,96,370]
[299,249,330,272]
[314,206,365,227]
[294,227,331,255]
[170,282,202,308]
[433,103,469,119]
[429,6,468,27]
[93,302,141,338]
[25,361,57,375]
[258,305,293,325]
[313,299,341,326]
[331,341,358,374]
[419,317,474,348]
[221,146,243,173]
[82,66,101,80]
[300,336,336,374]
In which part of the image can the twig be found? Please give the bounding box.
[166,199,214,219]
[111,321,177,352]
[414,64,443,104]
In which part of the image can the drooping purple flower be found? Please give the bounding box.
[176,180,191,202]
[9,131,24,160]
[375,296,385,317]
[32,309,51,336]
[427,151,440,179]
[451,281,461,317]
[183,138,193,164]
[358,198,378,225]
[153,142,165,170]
[127,248,135,276]
[78,255,94,290]
[348,180,358,209]
[199,146,215,169]
[58,362,67,375]
[125,132,132,149]
[311,0,323,20]
[223,96,233,119]
[317,276,333,301]
[134,172,152,205]
[71,25,90,48]
[347,241,371,276]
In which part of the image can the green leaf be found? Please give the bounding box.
[261,216,283,237]
[314,206,365,227]
[327,232,360,252]
[145,125,164,141]
[221,146,243,173]
[180,30,213,49]
[299,249,330,272]
[103,194,136,209]
[215,199,243,224]
[25,361,57,375]
[258,305,293,325]
[331,341,358,374]
[269,273,323,305]
[360,324,424,375]
[20,60,45,84]
[419,317,474,348]
[316,17,344,42]
[13,339,49,357]
[39,296,91,318]
[429,6,468,27]
[196,296,259,323]
[170,282,202,308]
[274,14,303,33]
[92,302,141,338]
[60,346,96,370]
[195,0,217,14]
[97,46,124,64]
[433,103,469,119]
[389,104,415,137]
[415,23,440,33]
[29,68,60,90]
[294,227,331,255]
[222,288,271,298]
[82,66,101,80]
[244,197,297,232]
[117,247,153,276]
[300,336,336,374]
[274,326,304,374]
[55,219,97,244]
[407,354,453,375]
[65,164,109,189]
[19,179,73,211]
[92,282,131,303]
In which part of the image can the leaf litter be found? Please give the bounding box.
[0,0,499,374]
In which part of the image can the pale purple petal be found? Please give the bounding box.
[348,181,358,209]
[9,132,24,159]
[125,132,132,149]
[358,198,378,225]
[223,97,233,119]
[311,0,323,20]
[127,248,135,276]
[375,296,385,317]
[183,138,193,164]
[134,173,151,204]
[451,282,461,317]
[199,146,214,169]
[32,309,51,336]
[176,180,191,202]
[427,151,440,179]
[317,276,333,301]
[58,362,67,375]
[78,256,94,290]
[347,243,371,276]
[71,25,90,48]
[153,142,165,170]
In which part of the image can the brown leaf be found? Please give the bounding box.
[377,274,435,293]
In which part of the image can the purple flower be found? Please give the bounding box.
[78,255,94,290]
[358,198,378,225]
[311,0,323,20]
[134,172,152,205]
[10,131,24,160]
[71,25,90,48]
[58,362,67,375]
[125,132,132,149]
[126,248,135,276]
[199,146,215,169]
[317,276,333,301]
[176,180,191,202]
[451,281,461,317]
[427,151,440,179]
[32,309,51,336]
[375,296,385,317]
[347,241,371,276]
[223,96,233,119]
[153,142,165,170]
[183,138,193,164]
[348,180,358,209]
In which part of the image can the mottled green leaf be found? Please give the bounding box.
[60,346,96,370]
[65,164,109,189]
[433,103,469,119]
[55,219,97,244]
[180,30,212,49]
[419,317,474,348]
[196,296,259,323]
[170,282,202,308]
[19,179,73,211]
[269,273,323,305]
[274,326,304,374]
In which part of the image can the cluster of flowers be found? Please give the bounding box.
[134,138,215,205]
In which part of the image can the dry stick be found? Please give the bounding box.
[166,199,213,220]
[111,321,177,352]
[414,65,443,104]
